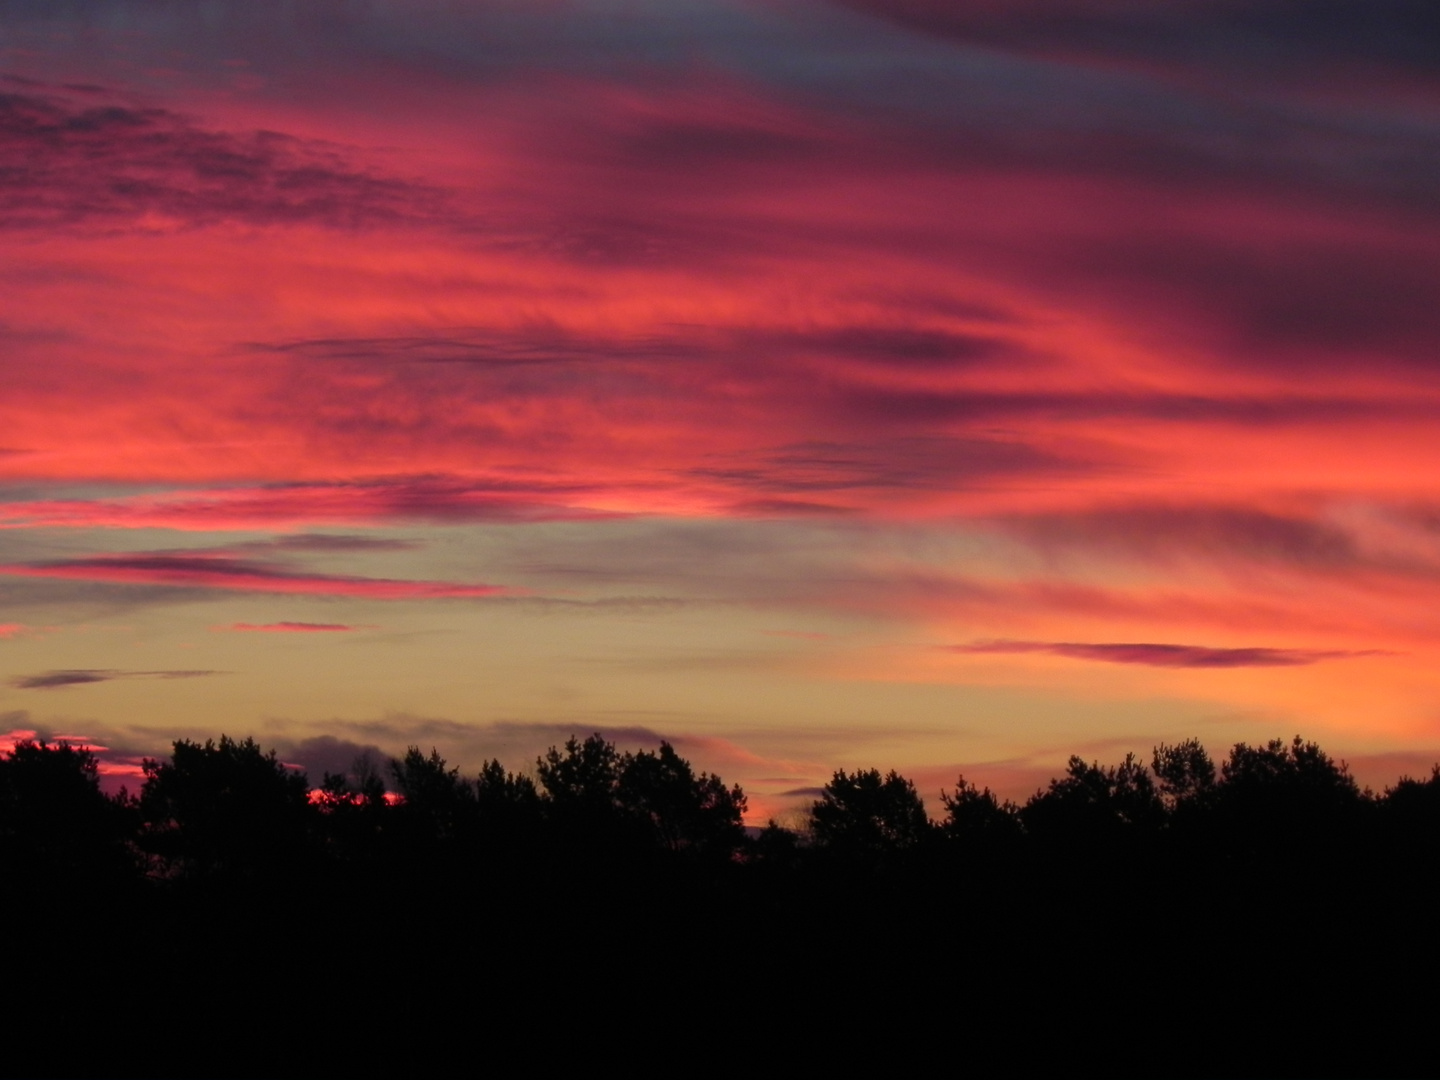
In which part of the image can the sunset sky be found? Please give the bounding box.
[3,0,1440,820]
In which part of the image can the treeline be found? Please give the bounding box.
[5,732,1440,1078]
[4,730,1438,883]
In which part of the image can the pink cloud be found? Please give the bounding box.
[0,729,40,754]
[0,623,23,637]
[0,726,163,794]
[0,727,143,780]
[48,733,108,747]
[97,761,147,780]
[224,622,370,633]
[0,554,508,599]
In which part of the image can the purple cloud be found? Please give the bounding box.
[948,640,1386,668]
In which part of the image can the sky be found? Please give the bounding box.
[3,0,1440,820]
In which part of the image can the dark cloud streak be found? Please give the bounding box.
[0,552,507,599]
[9,668,220,689]
[0,83,445,231]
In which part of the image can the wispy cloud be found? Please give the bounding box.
[0,479,622,531]
[0,554,508,599]
[0,83,446,232]
[946,640,1388,669]
[9,669,221,690]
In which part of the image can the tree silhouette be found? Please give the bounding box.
[1021,753,1163,845]
[809,768,930,856]
[390,746,473,839]
[535,735,749,857]
[1151,738,1217,812]
[0,739,134,885]
[939,777,1021,848]
[1382,766,1440,831]
[1220,736,1359,804]
[1379,766,1440,884]
[616,741,747,858]
[139,736,311,879]
[1212,736,1366,861]
[750,819,801,868]
[536,734,623,820]
[472,758,542,841]
[474,758,539,811]
[311,753,390,864]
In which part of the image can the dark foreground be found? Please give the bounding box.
[4,734,1438,1078]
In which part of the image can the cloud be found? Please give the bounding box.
[223,622,369,633]
[250,331,653,368]
[9,669,220,690]
[828,1,1440,91]
[976,501,1440,597]
[0,724,38,753]
[0,721,151,792]
[0,623,24,638]
[735,325,1020,372]
[256,534,421,553]
[0,553,508,599]
[691,435,1087,498]
[0,479,622,531]
[996,505,1367,569]
[1032,226,1440,373]
[10,670,111,689]
[0,84,446,232]
[946,640,1385,668]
